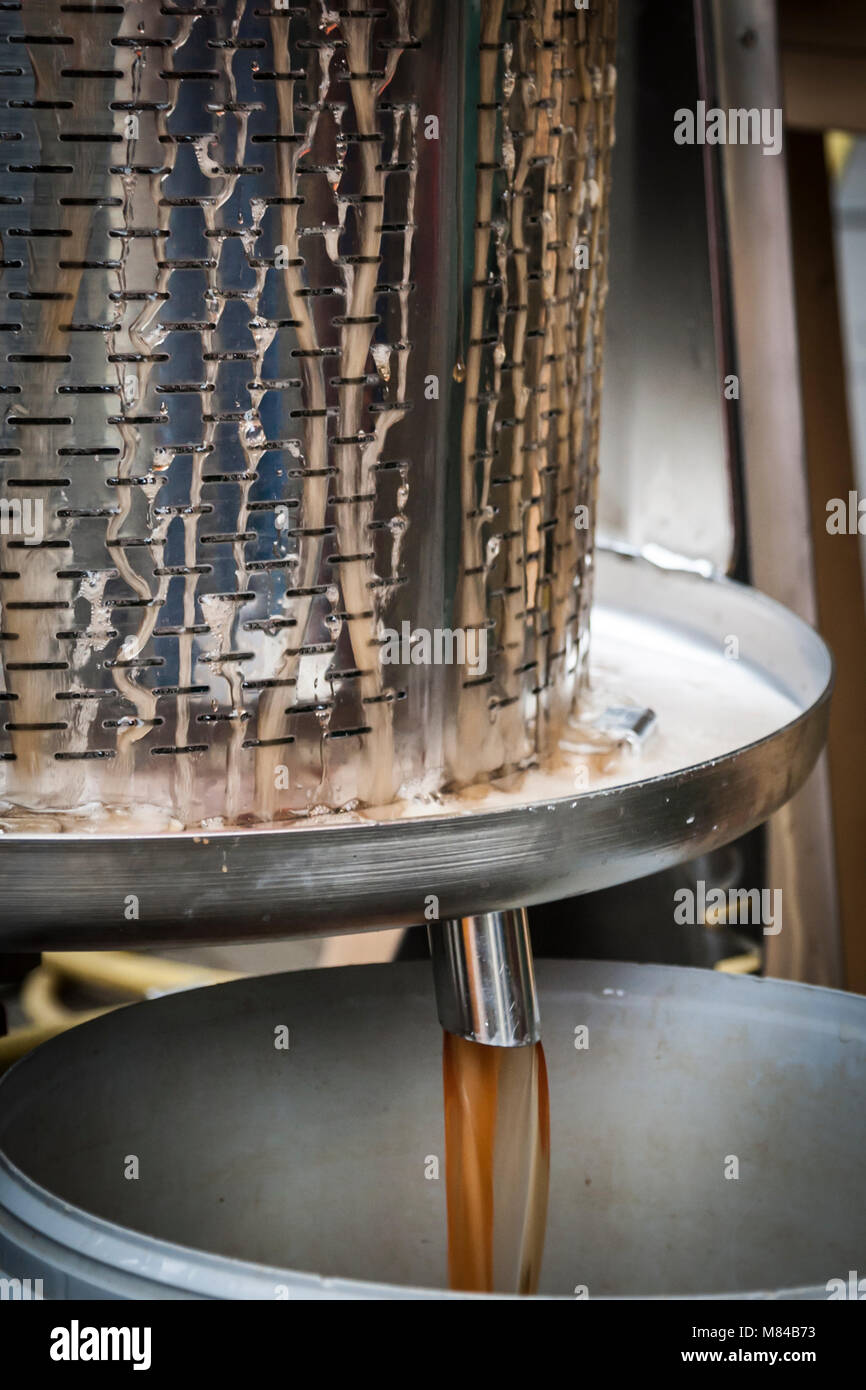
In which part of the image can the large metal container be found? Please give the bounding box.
[1,960,863,1298]
[0,0,617,828]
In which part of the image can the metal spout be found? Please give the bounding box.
[429,908,541,1047]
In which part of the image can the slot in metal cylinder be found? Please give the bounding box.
[0,0,618,833]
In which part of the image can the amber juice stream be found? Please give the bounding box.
[442,1033,550,1294]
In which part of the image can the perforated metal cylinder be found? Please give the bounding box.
[0,0,617,830]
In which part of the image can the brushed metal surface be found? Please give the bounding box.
[0,551,833,948]
[0,0,616,820]
[430,909,541,1046]
[1,961,863,1298]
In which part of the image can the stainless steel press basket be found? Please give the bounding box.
[0,0,617,831]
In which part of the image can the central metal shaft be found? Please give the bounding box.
[429,908,541,1047]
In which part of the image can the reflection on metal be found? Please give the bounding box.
[429,909,541,1048]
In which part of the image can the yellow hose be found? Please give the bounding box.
[714,952,762,975]
[0,951,242,1073]
[20,963,85,1027]
[41,951,239,1000]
